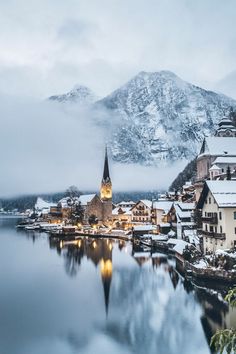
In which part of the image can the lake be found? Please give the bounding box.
[0,217,234,354]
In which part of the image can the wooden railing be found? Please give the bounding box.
[202,230,226,240]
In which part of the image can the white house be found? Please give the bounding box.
[131,200,152,223]
[197,180,236,254]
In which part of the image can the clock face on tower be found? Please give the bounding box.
[101,182,112,200]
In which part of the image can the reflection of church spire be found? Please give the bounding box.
[100,258,112,316]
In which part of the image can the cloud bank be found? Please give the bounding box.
[0,95,185,197]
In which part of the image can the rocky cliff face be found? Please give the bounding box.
[97,71,236,165]
[49,71,236,166]
[49,85,97,104]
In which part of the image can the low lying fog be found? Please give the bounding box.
[0,95,186,197]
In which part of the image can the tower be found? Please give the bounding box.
[100,146,112,201]
[100,146,112,223]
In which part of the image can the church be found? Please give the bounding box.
[77,146,113,225]
[50,147,113,226]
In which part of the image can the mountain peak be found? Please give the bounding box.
[49,85,97,104]
[98,71,236,166]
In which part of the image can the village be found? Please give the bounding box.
[16,115,236,284]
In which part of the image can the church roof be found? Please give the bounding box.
[78,194,96,206]
[198,137,236,157]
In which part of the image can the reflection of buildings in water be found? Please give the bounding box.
[133,252,151,267]
[49,237,114,316]
[194,287,229,350]
[85,238,113,316]
[63,242,85,277]
[100,258,112,316]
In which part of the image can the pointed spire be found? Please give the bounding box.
[102,146,111,183]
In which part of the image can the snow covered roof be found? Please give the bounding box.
[78,194,96,206]
[209,164,221,171]
[174,202,195,211]
[35,197,56,211]
[133,225,157,231]
[207,181,236,207]
[152,234,168,241]
[139,199,152,209]
[117,200,135,206]
[197,180,236,208]
[112,206,132,215]
[199,137,236,157]
[174,202,194,220]
[153,201,173,214]
[214,156,236,164]
[173,240,189,255]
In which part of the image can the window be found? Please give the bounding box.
[219,212,222,220]
[209,197,211,204]
[235,227,236,235]
[210,226,213,232]
[220,226,222,233]
[222,168,224,173]
[205,224,208,231]
[234,211,236,220]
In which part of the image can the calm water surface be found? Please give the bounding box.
[0,218,234,354]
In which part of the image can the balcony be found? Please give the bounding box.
[202,230,226,240]
[202,214,218,224]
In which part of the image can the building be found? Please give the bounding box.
[151,201,174,233]
[197,180,236,253]
[173,202,195,239]
[131,200,152,223]
[100,146,113,224]
[195,117,236,201]
[112,206,132,229]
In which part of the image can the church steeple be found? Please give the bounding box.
[102,146,111,183]
[100,146,112,201]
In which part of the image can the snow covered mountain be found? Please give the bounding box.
[48,71,236,166]
[97,71,236,165]
[49,85,97,104]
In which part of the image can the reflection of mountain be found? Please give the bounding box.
[105,266,210,354]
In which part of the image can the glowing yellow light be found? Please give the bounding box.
[92,241,97,249]
[100,258,112,277]
[60,240,63,249]
[109,243,112,251]
[77,239,81,248]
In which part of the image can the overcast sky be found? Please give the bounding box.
[0,0,235,98]
[0,0,235,197]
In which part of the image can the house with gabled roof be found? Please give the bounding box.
[196,180,236,253]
